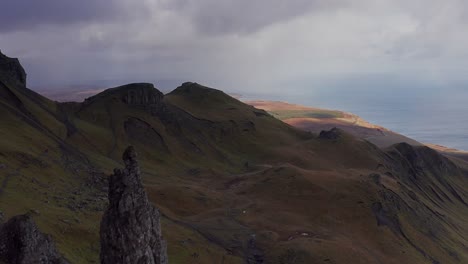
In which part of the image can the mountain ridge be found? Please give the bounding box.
[0,50,467,263]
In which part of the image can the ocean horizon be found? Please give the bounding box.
[241,87,468,151]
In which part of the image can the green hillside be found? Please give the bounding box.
[0,52,467,264]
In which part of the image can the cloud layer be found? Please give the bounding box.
[0,0,127,33]
[2,0,468,93]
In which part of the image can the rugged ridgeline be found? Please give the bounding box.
[0,50,467,264]
[100,146,168,264]
[0,214,68,264]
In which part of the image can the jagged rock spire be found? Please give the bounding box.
[0,214,69,264]
[100,146,168,264]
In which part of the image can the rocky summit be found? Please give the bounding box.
[100,146,168,264]
[0,50,27,88]
[0,214,69,264]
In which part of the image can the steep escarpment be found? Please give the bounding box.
[84,83,164,106]
[100,146,168,264]
[364,143,468,264]
[387,143,466,206]
[0,51,26,88]
[70,80,310,169]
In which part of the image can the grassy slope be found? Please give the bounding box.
[0,80,104,263]
[0,78,467,264]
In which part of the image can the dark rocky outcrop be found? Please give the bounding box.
[0,50,27,88]
[84,83,163,106]
[0,214,69,264]
[319,127,343,140]
[390,143,460,177]
[386,143,466,206]
[82,83,166,117]
[100,146,168,264]
[121,83,163,105]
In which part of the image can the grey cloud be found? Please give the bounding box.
[2,0,468,95]
[0,0,126,33]
[165,0,345,35]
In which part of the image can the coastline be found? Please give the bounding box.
[35,87,467,156]
[245,100,468,157]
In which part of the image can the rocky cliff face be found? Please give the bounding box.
[100,146,168,264]
[121,83,163,105]
[84,83,164,106]
[0,50,27,88]
[0,214,69,264]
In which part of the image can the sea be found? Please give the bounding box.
[38,81,468,151]
[241,86,468,151]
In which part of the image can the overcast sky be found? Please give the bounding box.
[2,0,468,94]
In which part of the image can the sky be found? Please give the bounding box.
[2,0,468,94]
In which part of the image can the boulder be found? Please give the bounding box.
[0,214,69,264]
[319,127,344,140]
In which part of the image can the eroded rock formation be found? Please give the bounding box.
[319,127,343,140]
[122,83,163,105]
[0,50,27,88]
[0,214,69,264]
[100,146,168,264]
